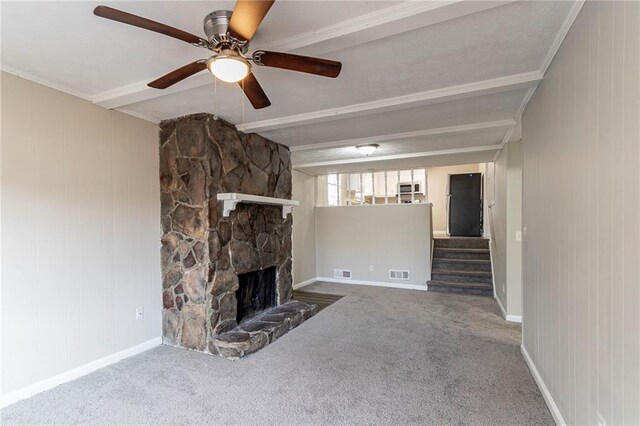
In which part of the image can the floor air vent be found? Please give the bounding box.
[334,269,352,279]
[389,270,410,280]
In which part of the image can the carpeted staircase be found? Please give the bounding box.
[428,238,493,296]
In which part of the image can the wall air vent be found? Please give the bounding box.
[334,269,352,279]
[389,270,410,280]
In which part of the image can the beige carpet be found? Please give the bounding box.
[1,282,552,425]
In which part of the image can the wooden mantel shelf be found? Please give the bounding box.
[216,193,299,219]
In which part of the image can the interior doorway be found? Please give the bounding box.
[448,173,483,236]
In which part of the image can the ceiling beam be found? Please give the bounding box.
[293,144,503,169]
[289,119,517,152]
[92,0,516,110]
[238,71,542,133]
[265,0,517,56]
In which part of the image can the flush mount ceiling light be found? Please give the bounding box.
[356,144,379,156]
[207,51,250,83]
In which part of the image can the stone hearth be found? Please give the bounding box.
[159,113,315,358]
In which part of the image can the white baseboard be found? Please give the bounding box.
[494,295,522,323]
[317,277,427,291]
[507,314,522,323]
[293,278,317,290]
[521,345,566,425]
[433,230,448,236]
[0,337,162,409]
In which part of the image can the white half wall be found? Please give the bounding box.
[521,2,639,424]
[316,204,431,286]
[0,72,162,402]
[292,169,317,285]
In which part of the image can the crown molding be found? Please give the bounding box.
[294,144,503,169]
[237,72,542,133]
[0,64,93,102]
[289,119,517,152]
[90,1,516,110]
[540,0,586,74]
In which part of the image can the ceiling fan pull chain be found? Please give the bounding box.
[213,76,218,121]
[242,79,245,128]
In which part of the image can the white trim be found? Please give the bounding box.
[318,277,427,292]
[521,345,567,425]
[433,230,448,236]
[216,193,299,218]
[289,120,517,152]
[494,294,522,323]
[508,314,522,323]
[266,1,515,54]
[238,72,543,133]
[0,337,162,409]
[0,64,93,102]
[540,0,586,74]
[293,278,317,290]
[295,145,502,169]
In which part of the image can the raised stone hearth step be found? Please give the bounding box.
[427,280,493,297]
[433,248,490,261]
[211,300,318,359]
[433,238,489,249]
[431,269,493,284]
[431,258,492,272]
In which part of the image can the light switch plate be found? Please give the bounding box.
[516,231,522,241]
[136,307,144,320]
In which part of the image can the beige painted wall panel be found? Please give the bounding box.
[316,204,431,285]
[427,163,481,233]
[292,170,317,284]
[0,72,162,397]
[492,145,508,308]
[521,2,639,424]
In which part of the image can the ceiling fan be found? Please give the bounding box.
[93,1,342,109]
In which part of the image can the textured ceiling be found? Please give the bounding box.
[1,1,582,174]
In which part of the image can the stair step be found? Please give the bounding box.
[427,280,493,297]
[433,247,490,260]
[432,268,492,277]
[434,248,489,253]
[431,258,492,272]
[431,270,493,284]
[433,238,489,249]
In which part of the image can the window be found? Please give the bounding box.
[319,169,428,206]
[327,173,339,206]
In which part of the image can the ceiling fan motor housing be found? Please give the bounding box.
[204,10,248,53]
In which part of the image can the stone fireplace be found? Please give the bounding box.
[236,267,277,323]
[159,113,316,358]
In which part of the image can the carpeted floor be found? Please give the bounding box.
[1,282,553,425]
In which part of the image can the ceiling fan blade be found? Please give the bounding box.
[93,5,208,47]
[148,61,208,89]
[252,51,342,78]
[228,0,275,42]
[239,73,271,109]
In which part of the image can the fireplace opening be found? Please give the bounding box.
[236,266,277,323]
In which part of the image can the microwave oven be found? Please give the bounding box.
[398,182,421,194]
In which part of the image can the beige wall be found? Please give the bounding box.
[490,141,522,318]
[292,170,317,285]
[521,2,639,424]
[316,204,431,286]
[0,72,161,399]
[427,163,482,233]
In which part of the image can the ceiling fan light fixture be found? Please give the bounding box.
[207,53,250,83]
[356,144,379,156]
